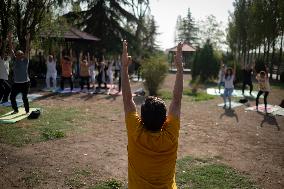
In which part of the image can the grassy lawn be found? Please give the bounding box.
[158,88,215,101]
[0,103,84,146]
[62,156,255,189]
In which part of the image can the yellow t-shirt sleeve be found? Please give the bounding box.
[164,114,180,138]
[125,111,141,135]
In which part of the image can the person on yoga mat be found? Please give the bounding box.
[223,61,236,109]
[60,49,73,91]
[122,40,183,189]
[217,60,226,93]
[45,53,57,90]
[256,66,270,113]
[10,33,31,114]
[0,32,13,104]
[241,60,255,95]
[79,53,90,91]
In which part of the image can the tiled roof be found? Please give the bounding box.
[40,27,100,41]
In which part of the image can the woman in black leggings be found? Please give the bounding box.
[256,68,270,113]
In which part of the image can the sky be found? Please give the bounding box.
[150,0,235,50]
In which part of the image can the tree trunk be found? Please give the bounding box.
[266,40,270,65]
[270,39,276,79]
[257,45,261,60]
[263,40,267,62]
[277,31,283,80]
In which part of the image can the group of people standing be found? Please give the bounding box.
[44,51,122,93]
[218,59,270,112]
[0,32,31,114]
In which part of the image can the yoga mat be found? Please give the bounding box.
[218,101,243,109]
[206,88,262,98]
[245,104,281,114]
[272,108,284,116]
[0,94,43,107]
[0,108,40,124]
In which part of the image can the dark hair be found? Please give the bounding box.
[225,67,233,79]
[260,71,266,77]
[141,96,167,132]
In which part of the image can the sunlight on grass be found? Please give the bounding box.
[158,89,215,102]
[0,105,82,146]
[176,156,256,189]
[183,88,215,101]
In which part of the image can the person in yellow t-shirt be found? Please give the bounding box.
[121,40,184,189]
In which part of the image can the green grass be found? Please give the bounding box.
[183,88,215,101]
[21,170,44,188]
[89,179,123,189]
[176,156,256,189]
[158,89,215,102]
[0,105,82,146]
[270,81,284,89]
[64,168,92,188]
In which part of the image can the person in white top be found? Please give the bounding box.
[45,54,57,89]
[89,55,97,88]
[0,32,13,103]
[223,61,236,109]
[255,66,270,113]
[107,60,114,94]
[217,60,226,93]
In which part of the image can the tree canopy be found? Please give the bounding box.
[227,0,284,79]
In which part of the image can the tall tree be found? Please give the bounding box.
[198,15,226,50]
[10,0,65,50]
[64,0,151,55]
[176,8,199,45]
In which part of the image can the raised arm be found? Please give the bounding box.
[168,42,183,118]
[121,40,136,114]
[25,33,30,59]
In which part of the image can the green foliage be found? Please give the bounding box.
[141,55,168,96]
[183,88,215,101]
[197,15,226,50]
[175,8,199,45]
[192,40,220,82]
[41,128,65,140]
[227,0,283,77]
[176,156,256,188]
[90,179,123,189]
[158,89,215,102]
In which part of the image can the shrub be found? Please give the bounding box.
[192,40,220,82]
[141,55,168,96]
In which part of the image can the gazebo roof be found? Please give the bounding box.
[168,43,196,52]
[40,27,100,41]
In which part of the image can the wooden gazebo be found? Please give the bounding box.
[167,43,196,69]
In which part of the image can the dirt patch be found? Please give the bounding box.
[0,74,283,188]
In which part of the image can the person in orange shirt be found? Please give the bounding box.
[121,40,184,189]
[60,50,73,91]
[79,53,90,91]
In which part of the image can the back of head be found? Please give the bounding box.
[225,67,233,79]
[260,71,266,78]
[141,96,167,132]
